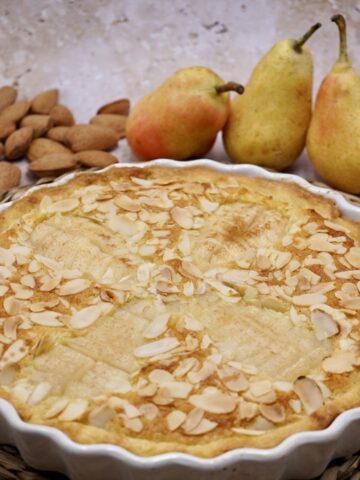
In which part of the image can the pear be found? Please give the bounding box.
[126,67,243,161]
[307,15,360,194]
[223,23,321,170]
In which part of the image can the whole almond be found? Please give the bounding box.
[0,86,17,113]
[0,143,4,158]
[5,127,33,160]
[74,150,117,167]
[20,115,54,138]
[0,101,31,124]
[90,114,127,139]
[49,104,75,126]
[31,89,59,114]
[97,99,130,116]
[47,126,70,144]
[0,161,21,192]
[29,153,77,177]
[66,124,118,152]
[27,138,72,163]
[0,120,16,141]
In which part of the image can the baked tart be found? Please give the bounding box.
[0,165,360,457]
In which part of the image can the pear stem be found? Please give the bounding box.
[215,82,244,95]
[331,14,349,63]
[293,22,321,52]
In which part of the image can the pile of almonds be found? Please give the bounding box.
[0,85,130,192]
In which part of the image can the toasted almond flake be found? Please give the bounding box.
[199,198,219,213]
[20,274,35,289]
[3,317,20,339]
[322,352,355,373]
[183,281,194,297]
[183,315,203,332]
[162,381,193,399]
[184,418,218,435]
[166,410,187,431]
[131,176,153,187]
[228,361,258,375]
[341,297,360,310]
[345,247,360,269]
[44,398,69,419]
[259,403,285,424]
[122,416,143,432]
[58,278,91,296]
[12,380,33,403]
[218,366,249,392]
[88,405,114,427]
[311,310,339,340]
[232,427,265,436]
[143,313,170,339]
[173,357,198,378]
[30,311,63,327]
[39,274,62,292]
[29,382,52,405]
[115,195,141,212]
[59,399,89,421]
[178,232,191,256]
[28,260,41,273]
[239,400,258,420]
[134,337,179,358]
[156,281,179,294]
[3,296,22,316]
[292,293,326,307]
[138,403,159,420]
[0,286,9,297]
[111,378,132,394]
[171,207,193,230]
[136,382,157,397]
[123,402,141,419]
[0,248,15,267]
[179,261,202,279]
[152,387,173,405]
[273,381,293,393]
[183,407,204,432]
[206,279,236,296]
[48,198,80,213]
[187,360,215,384]
[148,369,174,385]
[200,334,212,349]
[250,380,272,397]
[69,303,111,330]
[189,393,237,414]
[108,215,138,236]
[0,340,28,368]
[294,376,323,415]
[289,399,302,413]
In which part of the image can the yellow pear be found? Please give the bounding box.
[307,15,360,194]
[223,23,321,170]
[126,67,243,161]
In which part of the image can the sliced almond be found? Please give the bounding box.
[30,311,63,327]
[58,278,91,296]
[29,153,77,177]
[239,400,259,420]
[59,399,88,421]
[184,418,218,435]
[218,366,249,392]
[179,261,202,280]
[138,403,159,420]
[88,405,114,428]
[97,98,130,116]
[74,150,117,168]
[292,293,327,307]
[310,310,339,340]
[5,126,33,160]
[0,86,17,113]
[0,339,29,368]
[259,403,285,424]
[322,352,355,374]
[90,114,127,139]
[134,337,179,358]
[294,376,323,415]
[345,247,360,269]
[66,124,118,152]
[28,382,52,405]
[31,89,59,114]
[171,207,193,230]
[46,126,70,144]
[166,409,186,431]
[187,360,215,384]
[183,407,204,432]
[232,427,265,436]
[43,398,69,419]
[148,369,174,385]
[0,161,21,192]
[49,104,75,126]
[27,137,72,162]
[0,101,31,124]
[69,303,111,329]
[122,416,143,432]
[189,392,237,414]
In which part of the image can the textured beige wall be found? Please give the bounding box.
[0,0,359,182]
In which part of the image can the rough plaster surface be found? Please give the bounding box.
[0,0,359,184]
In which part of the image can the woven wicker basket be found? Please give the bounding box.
[0,172,359,480]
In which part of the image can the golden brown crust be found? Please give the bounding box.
[0,165,360,457]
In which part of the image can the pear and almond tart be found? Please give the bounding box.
[0,166,360,457]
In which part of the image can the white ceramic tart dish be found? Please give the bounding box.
[1,159,360,480]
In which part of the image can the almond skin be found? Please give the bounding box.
[90,114,127,139]
[0,161,21,191]
[47,126,70,144]
[29,153,77,177]
[0,101,31,124]
[49,104,75,126]
[5,127,33,160]
[74,150,117,167]
[0,120,16,141]
[0,86,17,113]
[65,124,118,152]
[0,143,4,158]
[97,98,130,116]
[31,89,59,114]
[27,138,72,163]
[20,115,54,138]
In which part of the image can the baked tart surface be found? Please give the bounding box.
[0,165,360,457]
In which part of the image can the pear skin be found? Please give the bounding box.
[126,67,243,161]
[307,15,360,194]
[224,24,320,170]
